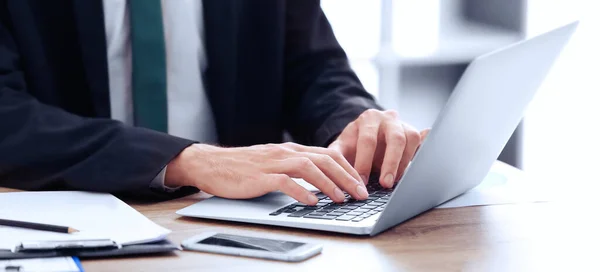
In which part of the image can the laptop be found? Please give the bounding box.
[177,22,578,236]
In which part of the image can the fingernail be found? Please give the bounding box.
[333,187,345,201]
[356,185,369,199]
[307,193,318,204]
[384,173,394,187]
[360,175,368,184]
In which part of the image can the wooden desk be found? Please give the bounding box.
[2,166,599,272]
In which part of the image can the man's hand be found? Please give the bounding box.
[328,109,429,188]
[165,143,368,205]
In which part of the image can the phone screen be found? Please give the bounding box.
[196,233,306,253]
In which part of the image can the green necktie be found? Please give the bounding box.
[129,0,168,132]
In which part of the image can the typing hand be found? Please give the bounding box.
[328,109,429,188]
[164,143,367,205]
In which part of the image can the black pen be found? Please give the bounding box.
[0,218,79,234]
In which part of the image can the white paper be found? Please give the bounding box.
[0,257,81,272]
[0,191,170,250]
[437,162,551,208]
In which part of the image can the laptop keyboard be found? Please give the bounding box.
[269,176,395,222]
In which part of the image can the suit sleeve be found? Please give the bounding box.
[0,20,196,199]
[283,0,383,147]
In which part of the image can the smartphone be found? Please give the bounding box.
[181,232,323,262]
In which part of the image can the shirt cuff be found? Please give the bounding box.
[150,166,182,193]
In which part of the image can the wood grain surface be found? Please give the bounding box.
[2,167,598,271]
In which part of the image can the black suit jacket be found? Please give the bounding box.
[0,0,381,198]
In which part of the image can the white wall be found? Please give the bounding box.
[524,0,600,197]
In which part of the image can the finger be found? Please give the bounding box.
[273,157,347,202]
[300,152,368,200]
[333,120,360,147]
[413,128,431,158]
[354,121,381,185]
[395,124,422,181]
[332,121,360,166]
[267,174,318,205]
[327,140,348,164]
[379,121,406,188]
[284,142,362,183]
[328,139,356,166]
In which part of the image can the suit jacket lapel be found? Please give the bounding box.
[203,0,240,145]
[72,1,111,118]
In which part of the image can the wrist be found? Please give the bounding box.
[165,144,206,188]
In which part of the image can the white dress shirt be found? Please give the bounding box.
[103,0,217,191]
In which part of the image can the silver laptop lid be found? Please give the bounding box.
[371,22,579,235]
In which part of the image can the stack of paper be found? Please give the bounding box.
[0,191,169,250]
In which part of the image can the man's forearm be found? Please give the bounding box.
[0,88,195,196]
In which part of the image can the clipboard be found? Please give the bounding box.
[0,239,179,260]
[0,191,179,260]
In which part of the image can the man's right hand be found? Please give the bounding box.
[164,143,368,205]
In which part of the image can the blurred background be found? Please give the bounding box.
[322,0,599,197]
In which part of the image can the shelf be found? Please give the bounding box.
[380,21,522,66]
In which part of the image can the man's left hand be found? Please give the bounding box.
[328,109,429,188]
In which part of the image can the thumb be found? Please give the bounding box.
[413,129,431,159]
[420,129,431,141]
[328,139,342,151]
[328,139,355,166]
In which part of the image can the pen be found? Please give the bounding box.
[0,218,79,234]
